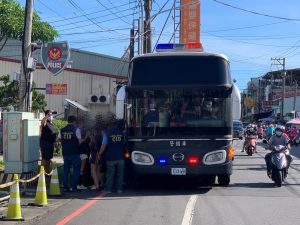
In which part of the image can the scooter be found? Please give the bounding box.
[268,145,289,187]
[244,135,257,156]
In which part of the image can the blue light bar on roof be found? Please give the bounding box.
[156,43,203,52]
[156,43,185,51]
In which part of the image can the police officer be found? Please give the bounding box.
[40,109,57,173]
[99,119,126,193]
[61,116,88,192]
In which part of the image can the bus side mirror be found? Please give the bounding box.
[116,86,126,119]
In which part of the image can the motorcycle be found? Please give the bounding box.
[244,135,257,156]
[294,136,300,146]
[268,145,289,187]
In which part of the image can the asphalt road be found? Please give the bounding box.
[25,140,300,225]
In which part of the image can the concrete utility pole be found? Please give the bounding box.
[20,0,34,112]
[143,0,152,53]
[293,72,297,114]
[271,57,286,122]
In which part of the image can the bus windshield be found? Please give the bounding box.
[126,88,231,137]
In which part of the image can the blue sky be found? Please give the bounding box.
[16,0,300,90]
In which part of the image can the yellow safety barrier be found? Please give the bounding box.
[0,181,16,189]
[49,162,61,196]
[0,162,61,220]
[1,174,24,221]
[19,173,42,184]
[34,166,48,206]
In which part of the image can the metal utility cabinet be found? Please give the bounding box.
[2,112,40,173]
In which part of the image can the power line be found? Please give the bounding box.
[203,31,299,48]
[49,2,134,24]
[211,0,300,21]
[204,21,288,33]
[60,28,131,36]
[105,0,132,23]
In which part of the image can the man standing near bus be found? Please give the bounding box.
[61,116,88,192]
[99,119,126,193]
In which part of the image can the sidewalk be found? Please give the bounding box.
[0,196,71,224]
[0,156,70,224]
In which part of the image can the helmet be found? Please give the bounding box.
[275,125,284,132]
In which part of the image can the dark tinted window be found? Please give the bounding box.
[129,55,231,87]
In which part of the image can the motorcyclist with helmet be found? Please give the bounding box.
[242,124,258,152]
[265,125,293,177]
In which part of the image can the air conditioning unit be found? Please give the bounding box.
[89,94,110,104]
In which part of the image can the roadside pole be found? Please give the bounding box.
[144,0,152,53]
[20,0,34,112]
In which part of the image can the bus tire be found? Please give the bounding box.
[218,174,230,186]
[203,175,216,185]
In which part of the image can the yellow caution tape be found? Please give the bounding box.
[0,181,16,189]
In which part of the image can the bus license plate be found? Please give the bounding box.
[171,168,186,175]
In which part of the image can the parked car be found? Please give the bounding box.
[233,120,244,140]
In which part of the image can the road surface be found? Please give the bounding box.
[25,140,300,225]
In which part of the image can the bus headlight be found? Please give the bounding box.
[132,151,154,165]
[203,150,226,165]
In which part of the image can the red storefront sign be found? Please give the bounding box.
[46,83,67,95]
[180,0,200,44]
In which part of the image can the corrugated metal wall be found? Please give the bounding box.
[0,39,128,77]
[0,39,129,117]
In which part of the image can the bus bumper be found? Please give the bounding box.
[131,160,232,176]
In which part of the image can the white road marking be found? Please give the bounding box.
[181,195,198,225]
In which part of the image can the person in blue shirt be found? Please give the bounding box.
[98,119,126,193]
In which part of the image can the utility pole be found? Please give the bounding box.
[143,0,151,53]
[19,0,34,112]
[293,71,297,116]
[271,57,286,122]
[129,28,135,60]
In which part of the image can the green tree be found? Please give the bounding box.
[31,81,47,112]
[0,0,59,51]
[0,75,47,111]
[0,74,19,110]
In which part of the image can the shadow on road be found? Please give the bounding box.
[230,182,274,188]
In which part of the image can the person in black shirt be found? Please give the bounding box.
[40,110,57,173]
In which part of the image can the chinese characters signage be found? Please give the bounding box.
[46,83,67,95]
[180,0,200,43]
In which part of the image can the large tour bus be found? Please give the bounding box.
[117,43,235,185]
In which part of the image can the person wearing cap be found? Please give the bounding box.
[61,115,89,192]
[40,110,58,173]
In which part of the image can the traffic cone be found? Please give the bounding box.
[34,166,48,206]
[5,174,24,221]
[49,162,61,196]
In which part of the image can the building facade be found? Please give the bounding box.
[0,39,128,118]
[243,68,300,121]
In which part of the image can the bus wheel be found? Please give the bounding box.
[218,175,230,186]
[203,175,216,185]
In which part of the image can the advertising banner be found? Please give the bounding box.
[180,0,200,44]
[46,83,67,95]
